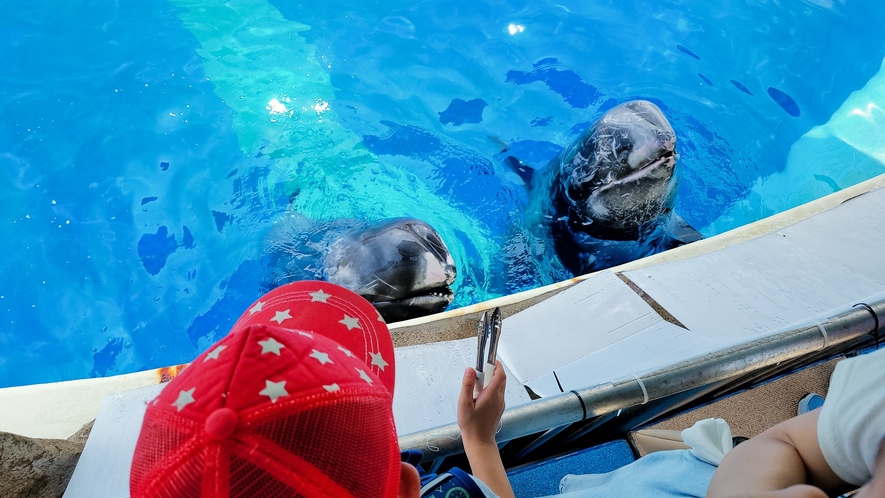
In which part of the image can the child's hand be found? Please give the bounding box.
[457,361,516,498]
[457,360,506,446]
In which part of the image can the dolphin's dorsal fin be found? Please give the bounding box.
[665,212,704,245]
[503,156,536,187]
[487,135,536,187]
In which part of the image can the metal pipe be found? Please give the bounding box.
[400,299,883,462]
[399,388,585,459]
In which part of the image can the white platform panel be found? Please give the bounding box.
[625,189,885,339]
[496,270,665,391]
[393,338,532,436]
[64,384,164,498]
[552,321,736,394]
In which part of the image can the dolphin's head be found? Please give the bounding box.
[559,100,679,240]
[325,218,456,322]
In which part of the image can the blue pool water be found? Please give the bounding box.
[2,0,885,387]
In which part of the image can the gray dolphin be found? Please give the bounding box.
[556,100,682,240]
[262,216,456,322]
[508,100,701,276]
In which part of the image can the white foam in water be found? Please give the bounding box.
[709,56,885,233]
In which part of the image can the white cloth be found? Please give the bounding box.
[680,418,733,466]
[469,475,500,497]
[471,449,718,498]
[557,450,716,497]
[818,347,885,486]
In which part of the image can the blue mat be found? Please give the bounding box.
[507,440,635,497]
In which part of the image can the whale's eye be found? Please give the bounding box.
[424,232,445,252]
[396,240,424,260]
[613,132,632,158]
[406,222,447,258]
[567,181,594,203]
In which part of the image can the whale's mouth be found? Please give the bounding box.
[567,150,676,205]
[610,150,676,187]
[565,148,678,241]
[370,286,455,322]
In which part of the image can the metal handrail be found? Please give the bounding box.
[399,299,884,461]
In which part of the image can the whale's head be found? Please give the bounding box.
[559,100,679,240]
[325,218,456,323]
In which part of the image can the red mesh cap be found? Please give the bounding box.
[130,282,400,498]
[231,280,395,394]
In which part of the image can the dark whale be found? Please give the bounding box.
[261,215,456,322]
[510,100,702,276]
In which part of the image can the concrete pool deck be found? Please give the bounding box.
[2,172,885,441]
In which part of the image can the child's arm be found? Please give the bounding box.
[457,361,515,498]
[707,409,849,498]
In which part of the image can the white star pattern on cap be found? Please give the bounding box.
[309,349,332,365]
[356,368,374,384]
[249,301,264,315]
[172,388,196,412]
[309,289,331,302]
[323,383,340,392]
[377,310,385,322]
[204,345,227,361]
[338,346,354,357]
[339,315,361,330]
[271,309,292,324]
[260,380,289,403]
[258,337,285,356]
[370,352,389,371]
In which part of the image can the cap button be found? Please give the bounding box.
[204,408,238,441]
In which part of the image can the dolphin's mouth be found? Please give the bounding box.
[565,148,678,241]
[566,150,676,205]
[608,150,676,187]
[369,286,455,322]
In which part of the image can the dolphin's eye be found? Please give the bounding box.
[407,223,446,256]
[396,240,424,259]
[567,181,593,202]
[424,232,444,251]
[613,132,632,157]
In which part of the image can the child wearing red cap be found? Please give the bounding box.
[129,281,416,497]
[128,280,514,498]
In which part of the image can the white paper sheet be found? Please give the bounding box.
[625,187,885,339]
[496,270,664,387]
[550,322,737,394]
[64,384,165,498]
[393,337,532,436]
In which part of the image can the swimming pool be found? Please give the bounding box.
[2,0,884,388]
